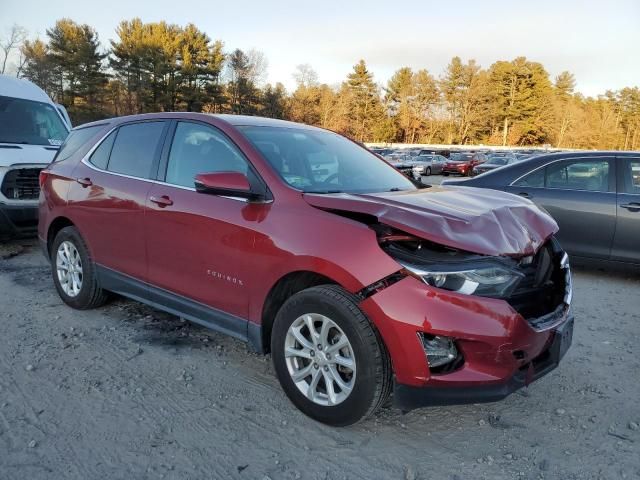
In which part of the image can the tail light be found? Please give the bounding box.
[39,170,49,188]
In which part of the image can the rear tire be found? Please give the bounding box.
[271,285,391,426]
[50,226,108,310]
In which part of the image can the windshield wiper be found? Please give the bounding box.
[306,189,344,194]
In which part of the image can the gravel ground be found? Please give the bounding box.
[1,191,639,479]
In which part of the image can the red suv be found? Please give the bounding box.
[442,152,488,176]
[39,113,574,426]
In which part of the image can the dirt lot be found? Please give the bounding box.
[1,218,639,479]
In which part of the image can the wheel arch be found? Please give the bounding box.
[46,216,76,256]
[258,270,338,354]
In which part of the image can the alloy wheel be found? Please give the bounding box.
[284,313,356,406]
[56,240,83,297]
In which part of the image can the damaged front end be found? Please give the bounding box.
[355,224,574,408]
[374,224,572,333]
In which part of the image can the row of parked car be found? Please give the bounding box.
[370,146,545,180]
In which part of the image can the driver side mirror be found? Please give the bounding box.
[194,172,263,201]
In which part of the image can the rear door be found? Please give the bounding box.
[67,120,168,280]
[508,156,617,259]
[611,156,640,263]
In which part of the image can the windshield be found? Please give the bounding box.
[239,126,416,194]
[0,95,68,145]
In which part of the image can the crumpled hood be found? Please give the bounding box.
[303,186,558,257]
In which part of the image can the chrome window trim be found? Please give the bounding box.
[80,125,271,204]
[509,155,615,193]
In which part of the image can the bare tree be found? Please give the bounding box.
[293,64,318,88]
[1,24,27,74]
[245,49,268,85]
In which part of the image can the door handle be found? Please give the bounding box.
[76,177,92,188]
[620,202,640,212]
[517,192,530,199]
[149,195,173,208]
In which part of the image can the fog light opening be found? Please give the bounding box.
[419,333,459,370]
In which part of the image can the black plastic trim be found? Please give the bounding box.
[96,265,263,352]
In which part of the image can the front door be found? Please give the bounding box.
[611,156,640,263]
[145,120,261,328]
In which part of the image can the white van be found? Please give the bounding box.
[0,75,70,238]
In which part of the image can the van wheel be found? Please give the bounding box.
[271,285,392,426]
[50,226,108,310]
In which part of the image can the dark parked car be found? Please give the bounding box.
[442,152,488,176]
[443,151,640,264]
[473,153,522,175]
[39,113,574,425]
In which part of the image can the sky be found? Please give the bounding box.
[2,0,639,96]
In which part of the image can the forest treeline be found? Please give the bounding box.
[2,19,639,149]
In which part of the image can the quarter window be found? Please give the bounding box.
[88,130,116,170]
[107,122,166,178]
[54,125,103,163]
[514,168,544,187]
[165,122,248,188]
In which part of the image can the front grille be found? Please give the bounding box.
[508,241,567,327]
[1,168,42,200]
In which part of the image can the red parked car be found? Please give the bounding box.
[38,113,574,426]
[442,152,488,176]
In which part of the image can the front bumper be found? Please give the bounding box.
[359,273,573,409]
[442,165,469,175]
[0,202,39,237]
[393,316,573,410]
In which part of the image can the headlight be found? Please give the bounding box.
[400,262,523,297]
[412,166,424,172]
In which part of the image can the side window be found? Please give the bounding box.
[623,160,640,194]
[54,125,103,163]
[107,122,166,178]
[165,122,248,188]
[88,130,116,170]
[546,160,609,192]
[514,167,544,187]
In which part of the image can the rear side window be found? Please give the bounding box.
[107,122,165,178]
[54,125,104,163]
[622,159,640,194]
[546,160,609,192]
[88,130,116,170]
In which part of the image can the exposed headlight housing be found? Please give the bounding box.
[400,262,523,297]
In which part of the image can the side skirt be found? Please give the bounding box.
[96,265,263,352]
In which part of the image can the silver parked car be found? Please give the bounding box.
[410,154,447,178]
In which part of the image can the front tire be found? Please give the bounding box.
[443,172,449,176]
[271,285,391,426]
[426,167,431,176]
[50,226,108,310]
